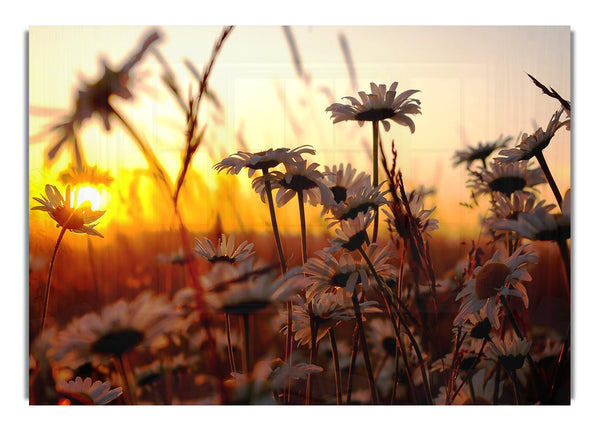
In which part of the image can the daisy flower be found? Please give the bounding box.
[194,234,254,264]
[326,82,421,133]
[434,369,498,405]
[51,292,182,368]
[467,161,546,197]
[56,376,122,405]
[268,359,322,393]
[291,292,378,346]
[322,163,370,205]
[201,261,303,314]
[491,189,570,242]
[58,163,114,187]
[328,181,388,223]
[252,160,333,207]
[214,145,315,177]
[496,109,567,163]
[327,211,374,253]
[156,248,190,265]
[452,135,512,169]
[487,332,532,371]
[31,184,105,237]
[454,245,538,328]
[384,188,439,240]
[484,191,555,231]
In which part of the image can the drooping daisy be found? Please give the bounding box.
[268,359,323,393]
[302,249,370,300]
[454,245,538,328]
[58,163,114,187]
[194,234,254,264]
[496,109,567,163]
[328,181,388,223]
[326,82,422,133]
[201,261,303,314]
[467,161,546,198]
[31,184,105,237]
[214,145,315,177]
[56,376,122,405]
[327,211,374,253]
[452,135,512,169]
[51,292,182,368]
[291,292,378,346]
[252,160,333,207]
[321,163,370,206]
[434,369,498,405]
[156,248,190,265]
[383,188,439,240]
[487,332,532,371]
[484,191,556,232]
[491,189,570,242]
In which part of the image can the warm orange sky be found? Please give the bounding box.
[29,26,571,240]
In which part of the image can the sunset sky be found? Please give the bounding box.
[29,25,571,239]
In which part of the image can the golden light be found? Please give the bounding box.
[71,185,104,211]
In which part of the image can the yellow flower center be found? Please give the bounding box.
[474,262,510,299]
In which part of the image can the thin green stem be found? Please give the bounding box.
[306,318,319,405]
[535,150,562,208]
[372,120,380,242]
[328,327,342,405]
[114,354,135,405]
[351,291,378,404]
[41,224,68,333]
[557,238,571,298]
[509,370,522,405]
[450,338,488,404]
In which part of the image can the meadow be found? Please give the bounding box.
[28,26,571,405]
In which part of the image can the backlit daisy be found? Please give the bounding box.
[51,292,182,368]
[58,163,114,187]
[252,160,333,207]
[322,163,369,206]
[214,145,315,177]
[487,332,532,371]
[434,369,497,405]
[496,109,567,163]
[384,188,438,240]
[32,184,105,237]
[484,191,555,231]
[326,82,421,133]
[328,181,388,223]
[492,189,570,242]
[194,234,254,264]
[327,211,374,253]
[452,135,512,169]
[56,376,122,405]
[454,245,538,328]
[467,161,545,198]
[201,261,303,314]
[291,292,378,346]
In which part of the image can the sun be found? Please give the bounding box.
[71,185,104,211]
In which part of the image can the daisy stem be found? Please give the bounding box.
[493,362,501,405]
[534,150,562,208]
[41,224,69,333]
[261,171,293,401]
[509,370,522,405]
[351,291,378,404]
[242,313,251,375]
[557,238,571,298]
[114,354,135,405]
[328,327,342,405]
[372,121,380,243]
[225,312,237,373]
[357,245,433,404]
[306,318,319,405]
[499,295,546,396]
[346,323,359,404]
[450,338,488,404]
[297,191,308,265]
[86,236,100,304]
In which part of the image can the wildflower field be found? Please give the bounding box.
[28,25,571,407]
